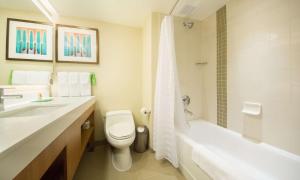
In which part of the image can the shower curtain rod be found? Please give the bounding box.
[169,0,180,15]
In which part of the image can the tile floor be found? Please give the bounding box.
[74,144,186,180]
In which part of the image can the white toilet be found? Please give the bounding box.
[105,110,136,172]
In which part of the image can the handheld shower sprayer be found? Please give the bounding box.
[182,95,193,115]
[182,95,191,107]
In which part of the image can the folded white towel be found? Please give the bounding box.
[57,84,69,97]
[79,72,90,84]
[68,72,79,85]
[57,72,68,85]
[12,71,28,85]
[69,84,81,96]
[79,72,91,96]
[57,72,69,96]
[57,71,91,97]
[12,71,50,85]
[80,83,91,96]
[67,72,80,96]
[26,71,50,85]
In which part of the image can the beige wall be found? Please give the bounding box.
[227,0,300,155]
[142,14,153,118]
[142,12,163,149]
[0,8,143,141]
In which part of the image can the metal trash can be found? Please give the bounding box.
[134,125,149,153]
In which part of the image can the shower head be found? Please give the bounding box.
[183,20,194,29]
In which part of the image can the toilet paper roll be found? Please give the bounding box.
[140,107,150,116]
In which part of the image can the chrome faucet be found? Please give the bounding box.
[0,88,23,111]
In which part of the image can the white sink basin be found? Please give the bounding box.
[0,104,67,118]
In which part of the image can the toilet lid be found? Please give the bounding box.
[109,122,134,140]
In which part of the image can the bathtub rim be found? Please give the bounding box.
[178,119,300,164]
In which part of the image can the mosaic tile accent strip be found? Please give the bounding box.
[216,6,227,128]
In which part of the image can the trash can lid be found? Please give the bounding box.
[137,126,145,133]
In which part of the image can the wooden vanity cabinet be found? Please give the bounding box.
[14,104,95,180]
[66,121,82,179]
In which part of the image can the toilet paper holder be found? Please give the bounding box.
[140,107,151,116]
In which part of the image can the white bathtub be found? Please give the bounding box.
[177,120,300,180]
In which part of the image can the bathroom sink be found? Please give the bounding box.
[0,104,67,118]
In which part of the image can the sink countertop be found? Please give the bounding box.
[0,96,96,179]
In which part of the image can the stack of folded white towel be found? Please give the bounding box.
[57,72,91,97]
[11,70,92,97]
[12,70,51,85]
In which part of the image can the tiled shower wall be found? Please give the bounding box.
[174,17,204,118]
[227,0,300,155]
[201,0,299,155]
[216,6,227,128]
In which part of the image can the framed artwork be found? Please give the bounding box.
[56,24,99,64]
[6,18,53,62]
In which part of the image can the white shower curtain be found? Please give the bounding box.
[153,16,189,168]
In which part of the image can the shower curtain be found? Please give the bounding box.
[153,16,189,168]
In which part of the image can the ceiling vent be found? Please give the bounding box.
[178,4,198,16]
[174,0,202,17]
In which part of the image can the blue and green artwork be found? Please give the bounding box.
[15,27,47,55]
[63,32,91,57]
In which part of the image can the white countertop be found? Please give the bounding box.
[0,96,96,179]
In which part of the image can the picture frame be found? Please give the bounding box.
[6,18,53,62]
[56,24,99,64]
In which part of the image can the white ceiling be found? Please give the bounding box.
[0,0,226,27]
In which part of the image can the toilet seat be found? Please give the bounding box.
[109,122,134,140]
